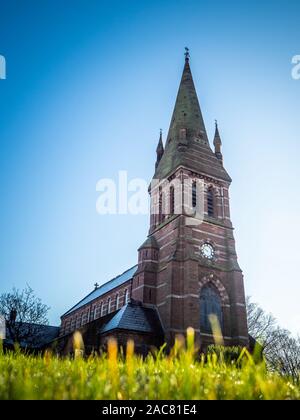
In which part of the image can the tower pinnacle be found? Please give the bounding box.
[213,120,223,163]
[155,129,164,169]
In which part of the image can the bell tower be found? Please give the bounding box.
[132,51,249,349]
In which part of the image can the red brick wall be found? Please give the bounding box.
[134,167,249,348]
[59,165,249,351]
[60,280,132,336]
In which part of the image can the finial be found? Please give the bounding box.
[214,120,221,138]
[213,120,222,162]
[94,282,99,289]
[184,47,190,62]
[157,129,163,149]
[156,129,164,168]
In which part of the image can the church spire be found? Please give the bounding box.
[154,51,231,183]
[213,120,223,163]
[155,129,164,169]
[166,48,208,146]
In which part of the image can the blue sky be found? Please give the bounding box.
[0,0,299,334]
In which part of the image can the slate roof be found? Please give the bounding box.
[100,301,164,335]
[63,265,138,317]
[154,57,231,183]
[4,323,60,349]
[138,235,159,250]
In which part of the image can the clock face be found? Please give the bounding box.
[201,243,215,260]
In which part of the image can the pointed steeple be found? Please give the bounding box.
[213,120,223,163]
[154,51,231,182]
[167,47,208,146]
[155,129,164,169]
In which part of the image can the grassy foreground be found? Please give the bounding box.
[0,331,299,400]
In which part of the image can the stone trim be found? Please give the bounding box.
[156,228,177,244]
[155,165,229,186]
[192,237,228,249]
[169,328,201,333]
[165,293,200,299]
[200,332,232,340]
[132,283,167,292]
[192,228,229,240]
[199,274,230,305]
[232,336,249,340]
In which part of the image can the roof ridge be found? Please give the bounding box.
[100,302,164,335]
[103,264,138,287]
[12,322,59,328]
[62,265,137,317]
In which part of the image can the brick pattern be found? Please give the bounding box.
[56,315,164,356]
[59,164,249,352]
[60,281,132,336]
[57,56,250,354]
[135,166,249,349]
[199,274,230,304]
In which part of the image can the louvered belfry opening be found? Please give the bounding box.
[207,188,214,217]
[192,181,197,209]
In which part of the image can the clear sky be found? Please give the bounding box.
[0,0,299,335]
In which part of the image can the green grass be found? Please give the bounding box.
[0,332,299,400]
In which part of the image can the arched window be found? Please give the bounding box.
[65,320,70,334]
[70,317,75,331]
[82,312,87,325]
[107,298,112,314]
[200,285,223,333]
[116,293,120,310]
[192,181,197,209]
[95,304,100,319]
[90,306,95,321]
[124,289,130,304]
[100,302,104,316]
[170,186,175,215]
[207,187,215,217]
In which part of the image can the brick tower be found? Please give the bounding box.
[132,50,249,349]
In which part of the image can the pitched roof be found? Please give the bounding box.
[63,265,137,317]
[154,56,231,182]
[138,235,159,250]
[100,301,164,335]
[4,323,60,348]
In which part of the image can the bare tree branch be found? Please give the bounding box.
[247,296,300,382]
[0,285,50,346]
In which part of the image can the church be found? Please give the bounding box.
[57,51,249,354]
